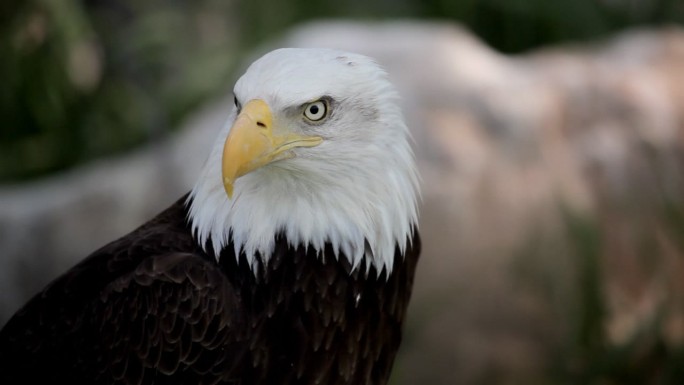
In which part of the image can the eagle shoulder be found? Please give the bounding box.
[90,252,248,384]
[0,198,249,384]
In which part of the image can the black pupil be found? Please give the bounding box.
[309,105,319,115]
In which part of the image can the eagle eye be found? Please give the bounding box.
[303,100,328,122]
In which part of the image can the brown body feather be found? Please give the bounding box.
[0,195,420,384]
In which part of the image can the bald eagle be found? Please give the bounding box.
[0,48,420,385]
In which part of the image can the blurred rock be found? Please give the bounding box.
[1,21,683,384]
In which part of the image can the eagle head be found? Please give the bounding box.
[188,48,419,275]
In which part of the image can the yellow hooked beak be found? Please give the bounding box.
[222,99,323,198]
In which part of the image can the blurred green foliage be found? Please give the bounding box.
[561,211,684,385]
[513,206,684,385]
[1,0,683,180]
[1,0,239,180]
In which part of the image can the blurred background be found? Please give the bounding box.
[2,0,684,384]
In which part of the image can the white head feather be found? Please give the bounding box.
[188,48,419,275]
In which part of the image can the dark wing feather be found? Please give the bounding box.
[0,251,248,385]
[0,198,249,385]
[89,252,248,385]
